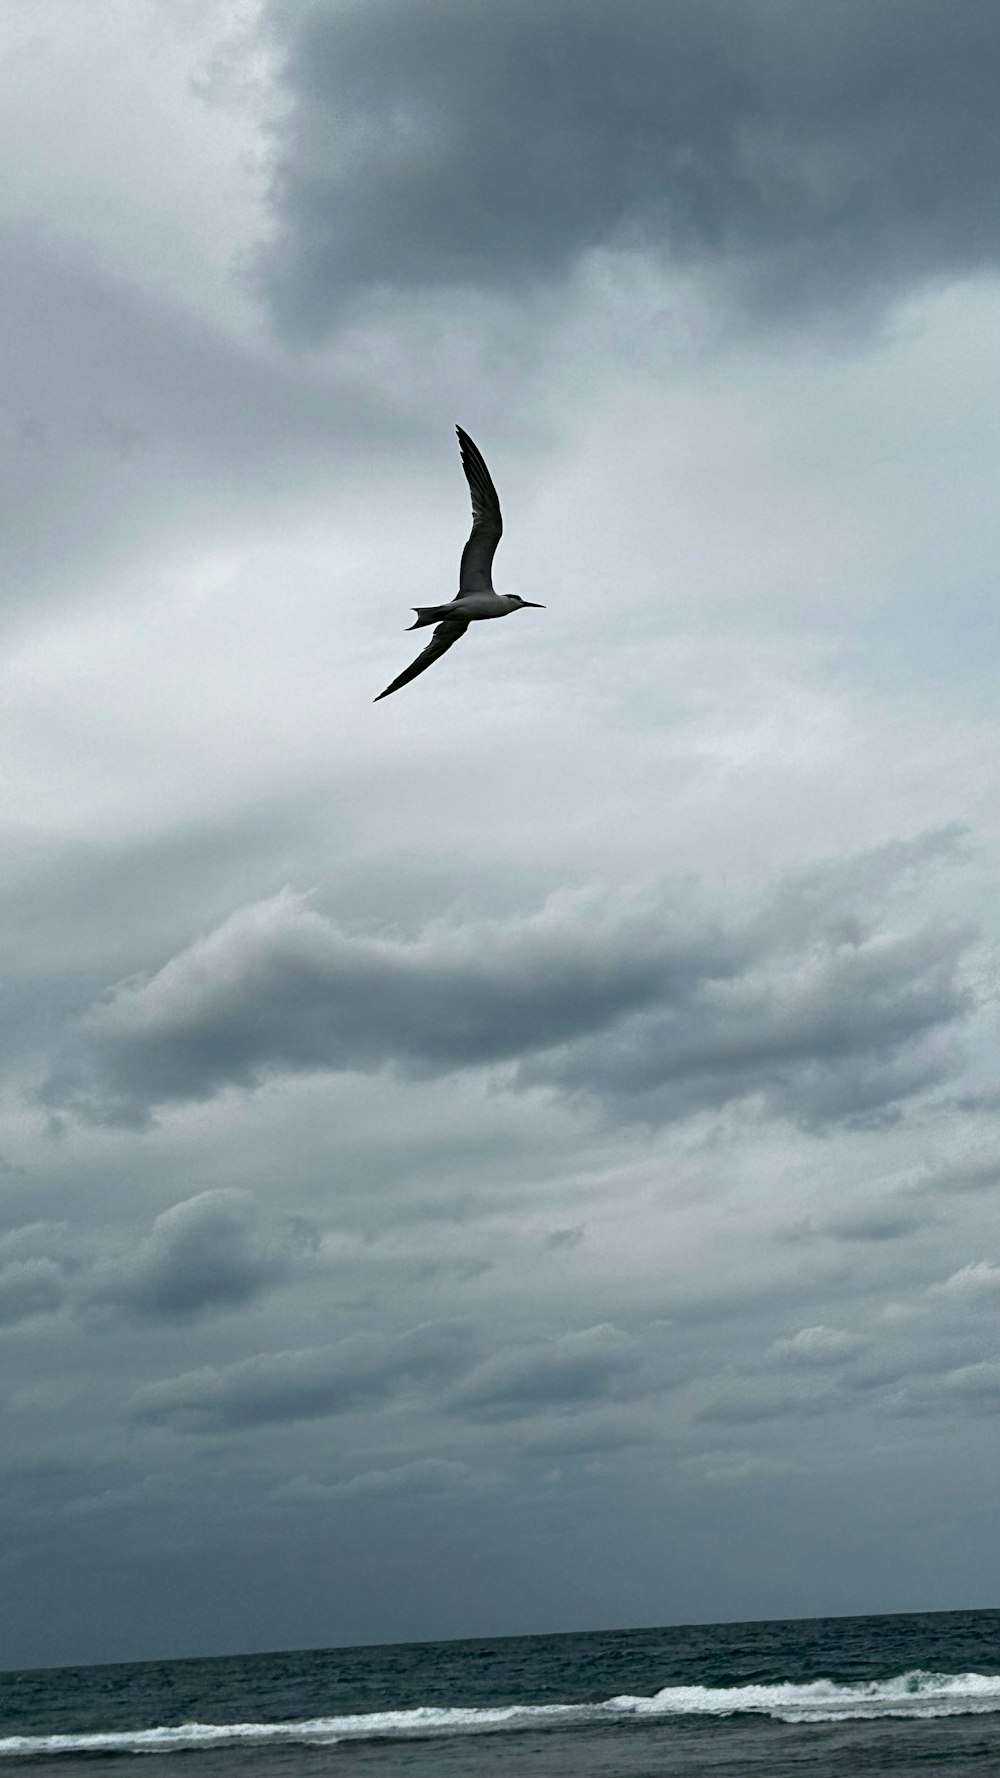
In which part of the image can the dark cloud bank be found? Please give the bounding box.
[263,0,1000,334]
[130,1320,641,1435]
[43,835,976,1131]
[0,1192,308,1328]
[131,1320,473,1433]
[88,1189,301,1322]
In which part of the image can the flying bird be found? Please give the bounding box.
[374,427,544,701]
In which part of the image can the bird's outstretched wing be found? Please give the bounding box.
[373,618,470,701]
[456,426,502,595]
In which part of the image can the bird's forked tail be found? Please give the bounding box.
[408,607,443,630]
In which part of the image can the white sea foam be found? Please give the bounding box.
[608,1669,1000,1724]
[3,1669,1000,1756]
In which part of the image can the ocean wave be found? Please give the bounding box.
[609,1669,1000,1725]
[4,1669,1000,1756]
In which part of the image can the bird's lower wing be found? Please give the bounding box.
[373,619,469,701]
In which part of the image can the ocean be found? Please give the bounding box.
[1,1609,999,1777]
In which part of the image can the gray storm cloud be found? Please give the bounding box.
[87,1189,299,1321]
[0,1256,65,1326]
[42,847,976,1129]
[263,0,1000,334]
[448,1324,638,1420]
[0,1221,76,1325]
[3,0,1000,1667]
[129,1320,475,1433]
[534,921,972,1128]
[40,884,737,1123]
[131,1322,645,1437]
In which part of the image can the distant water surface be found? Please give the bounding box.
[2,1608,999,1776]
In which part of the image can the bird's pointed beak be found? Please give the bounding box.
[521,600,545,607]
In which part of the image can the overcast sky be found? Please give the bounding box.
[2,0,999,1671]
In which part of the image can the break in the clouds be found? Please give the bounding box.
[263,0,1000,333]
[2,0,1000,1672]
[41,836,976,1130]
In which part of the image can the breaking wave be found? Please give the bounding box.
[4,1669,1000,1756]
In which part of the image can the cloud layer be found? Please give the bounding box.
[89,1189,298,1320]
[130,1320,473,1432]
[264,0,1000,332]
[43,842,975,1130]
[2,0,1000,1671]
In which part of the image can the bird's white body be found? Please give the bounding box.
[415,592,525,625]
[374,428,544,700]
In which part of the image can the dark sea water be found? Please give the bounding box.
[2,1609,999,1777]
